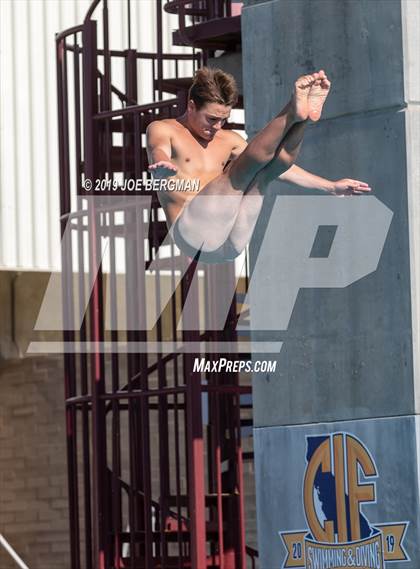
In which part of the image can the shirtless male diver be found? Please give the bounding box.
[146,68,371,263]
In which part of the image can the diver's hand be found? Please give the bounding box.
[148,161,178,179]
[329,178,372,196]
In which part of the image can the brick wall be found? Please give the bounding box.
[0,356,69,569]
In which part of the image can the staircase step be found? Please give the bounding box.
[164,1,208,17]
[121,557,220,569]
[155,76,194,95]
[166,493,236,508]
[243,451,254,461]
[172,16,241,50]
[114,523,226,543]
[235,351,252,360]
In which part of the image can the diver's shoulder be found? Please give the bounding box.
[146,118,178,135]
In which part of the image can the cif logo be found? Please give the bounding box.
[304,433,376,544]
[280,433,409,569]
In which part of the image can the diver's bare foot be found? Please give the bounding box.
[308,70,331,122]
[291,73,320,122]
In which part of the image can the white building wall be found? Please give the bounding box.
[0,0,193,271]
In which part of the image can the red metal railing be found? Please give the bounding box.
[56,1,255,568]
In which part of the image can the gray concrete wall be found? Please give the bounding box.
[249,109,413,427]
[242,0,420,565]
[242,0,420,426]
[243,0,405,133]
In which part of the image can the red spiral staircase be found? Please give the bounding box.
[56,1,256,568]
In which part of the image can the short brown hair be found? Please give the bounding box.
[188,67,238,110]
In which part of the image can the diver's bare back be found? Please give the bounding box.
[149,118,240,224]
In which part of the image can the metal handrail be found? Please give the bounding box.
[0,534,30,569]
[84,0,101,23]
[55,24,83,43]
[93,98,179,120]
